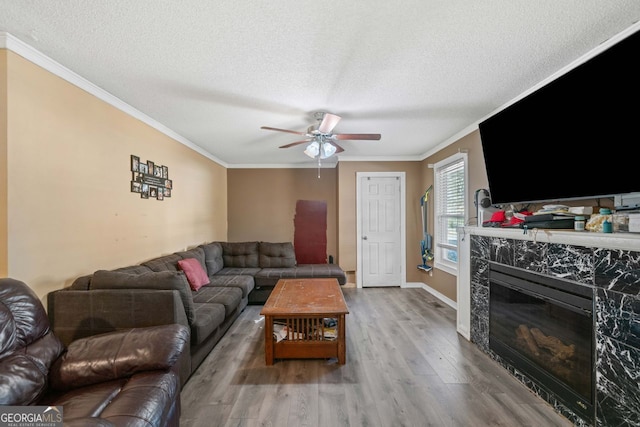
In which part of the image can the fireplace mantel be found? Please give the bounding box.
[457,225,640,426]
[457,226,640,338]
[460,225,640,251]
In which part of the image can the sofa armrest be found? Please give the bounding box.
[47,288,189,347]
[49,324,189,390]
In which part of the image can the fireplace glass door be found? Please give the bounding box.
[488,263,594,421]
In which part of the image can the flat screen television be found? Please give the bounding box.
[478,25,640,207]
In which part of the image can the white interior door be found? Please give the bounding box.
[357,173,405,287]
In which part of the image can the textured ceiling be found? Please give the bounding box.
[1,1,640,167]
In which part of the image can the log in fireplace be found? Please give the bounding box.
[488,262,595,423]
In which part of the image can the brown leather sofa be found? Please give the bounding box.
[0,278,189,427]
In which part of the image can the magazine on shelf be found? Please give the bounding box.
[273,324,287,342]
[323,327,338,340]
[272,324,305,342]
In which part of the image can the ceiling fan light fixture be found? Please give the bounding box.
[320,142,337,159]
[304,141,320,158]
[262,112,380,161]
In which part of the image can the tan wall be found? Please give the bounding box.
[4,50,227,300]
[0,50,7,276]
[424,131,488,227]
[336,161,423,284]
[0,48,518,306]
[419,131,487,301]
[227,167,338,262]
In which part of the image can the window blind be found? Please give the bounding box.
[434,156,466,268]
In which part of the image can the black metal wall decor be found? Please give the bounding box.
[130,155,172,200]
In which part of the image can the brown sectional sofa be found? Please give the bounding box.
[219,241,347,304]
[47,241,346,386]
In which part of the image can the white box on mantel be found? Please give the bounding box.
[568,206,593,215]
[628,213,640,233]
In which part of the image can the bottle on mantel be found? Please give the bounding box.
[600,208,613,233]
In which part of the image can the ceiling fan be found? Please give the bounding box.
[261,112,381,160]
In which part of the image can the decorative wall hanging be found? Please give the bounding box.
[130,155,172,200]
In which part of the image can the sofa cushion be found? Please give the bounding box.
[254,264,348,287]
[200,242,224,275]
[91,270,196,324]
[0,333,64,406]
[42,373,180,426]
[192,287,242,318]
[69,266,154,290]
[207,275,255,298]
[113,265,154,275]
[0,279,65,405]
[69,275,93,290]
[0,352,48,405]
[141,254,183,272]
[216,267,261,277]
[178,258,210,291]
[190,303,226,346]
[259,242,297,268]
[175,247,206,270]
[221,241,259,268]
[49,324,189,391]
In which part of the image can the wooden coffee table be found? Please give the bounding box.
[260,278,349,365]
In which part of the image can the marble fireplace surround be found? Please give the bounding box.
[456,227,640,427]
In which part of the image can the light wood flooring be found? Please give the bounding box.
[179,287,573,427]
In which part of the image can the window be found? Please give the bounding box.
[433,152,467,275]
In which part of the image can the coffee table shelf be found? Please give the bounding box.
[260,278,349,365]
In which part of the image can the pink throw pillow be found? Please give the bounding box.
[178,258,210,291]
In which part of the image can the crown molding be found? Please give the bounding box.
[0,31,227,168]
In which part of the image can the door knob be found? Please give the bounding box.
[363,236,368,240]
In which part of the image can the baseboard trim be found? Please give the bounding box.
[404,282,457,310]
[401,282,423,289]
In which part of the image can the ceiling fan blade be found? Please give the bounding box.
[317,113,341,134]
[279,139,312,149]
[333,133,381,140]
[261,126,306,136]
[331,142,345,153]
